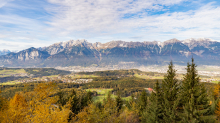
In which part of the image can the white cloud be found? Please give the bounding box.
[0,40,46,51]
[1,0,220,51]
[139,2,220,40]
[44,0,220,41]
[46,0,187,34]
[43,0,220,40]
[0,0,13,8]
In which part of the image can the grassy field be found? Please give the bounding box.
[86,88,114,102]
[86,88,131,102]
[134,73,164,79]
[71,74,99,79]
[0,81,21,85]
[211,81,220,84]
[0,69,26,74]
[0,69,26,77]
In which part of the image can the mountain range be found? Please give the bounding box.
[0,38,220,67]
[0,50,10,56]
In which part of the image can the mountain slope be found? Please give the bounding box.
[1,38,220,67]
[0,47,50,67]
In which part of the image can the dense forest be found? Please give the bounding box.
[0,58,220,122]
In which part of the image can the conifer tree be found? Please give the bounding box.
[69,89,80,115]
[57,91,67,107]
[115,92,123,113]
[102,92,118,122]
[162,61,180,122]
[180,58,212,122]
[139,90,148,114]
[145,81,163,123]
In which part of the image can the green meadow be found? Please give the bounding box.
[86,88,131,102]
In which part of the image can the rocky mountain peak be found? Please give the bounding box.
[181,38,216,50]
[181,38,215,44]
[1,38,220,67]
[40,39,92,55]
[164,38,181,44]
[62,39,89,48]
[92,40,147,49]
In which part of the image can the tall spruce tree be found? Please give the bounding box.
[180,58,212,123]
[145,81,164,123]
[162,61,180,122]
[139,90,148,114]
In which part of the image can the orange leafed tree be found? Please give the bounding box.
[0,91,9,122]
[1,82,70,123]
[25,82,70,123]
[213,83,220,99]
[1,93,28,123]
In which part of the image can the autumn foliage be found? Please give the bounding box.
[0,83,70,123]
[0,59,220,122]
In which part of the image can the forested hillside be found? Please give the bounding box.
[0,59,220,122]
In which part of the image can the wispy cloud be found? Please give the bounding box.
[46,0,188,34]
[45,0,220,41]
[0,0,220,51]
[0,0,13,8]
[0,40,45,51]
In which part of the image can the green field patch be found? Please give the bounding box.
[0,81,21,85]
[0,75,11,77]
[134,73,164,79]
[72,74,99,79]
[86,88,113,95]
[86,88,131,102]
[86,88,114,102]
[32,69,40,72]
[211,81,220,84]
[0,69,26,75]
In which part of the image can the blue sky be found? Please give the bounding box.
[0,0,220,51]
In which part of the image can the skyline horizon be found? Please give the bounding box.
[0,37,218,52]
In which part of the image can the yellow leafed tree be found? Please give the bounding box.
[1,82,70,123]
[214,83,220,99]
[1,93,28,123]
[0,91,9,122]
[24,82,70,123]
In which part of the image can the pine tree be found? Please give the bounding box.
[68,89,80,115]
[57,91,67,107]
[139,89,148,114]
[145,81,164,123]
[115,92,123,113]
[162,61,180,122]
[180,58,212,122]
